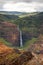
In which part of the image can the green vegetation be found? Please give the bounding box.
[0,12,43,49]
[23,38,38,49]
[0,37,12,46]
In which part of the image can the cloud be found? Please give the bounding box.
[0,0,43,12]
[0,0,43,3]
[3,2,37,12]
[3,2,43,12]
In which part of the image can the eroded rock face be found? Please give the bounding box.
[27,36,43,65]
[0,22,20,46]
[0,43,33,65]
[10,51,33,65]
[0,43,21,65]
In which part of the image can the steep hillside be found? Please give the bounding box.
[0,12,43,48]
[14,12,43,47]
[0,22,20,46]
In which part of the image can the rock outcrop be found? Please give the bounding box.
[27,35,43,65]
[10,51,33,65]
[0,43,33,65]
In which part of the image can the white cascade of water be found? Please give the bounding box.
[20,30,23,47]
[18,26,23,47]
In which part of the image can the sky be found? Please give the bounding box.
[0,0,43,12]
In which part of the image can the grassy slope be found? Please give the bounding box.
[0,37,12,46]
[23,38,38,49]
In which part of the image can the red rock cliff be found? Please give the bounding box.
[0,22,20,46]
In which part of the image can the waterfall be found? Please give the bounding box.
[20,30,23,47]
[18,26,23,47]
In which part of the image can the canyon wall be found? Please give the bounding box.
[0,21,20,46]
